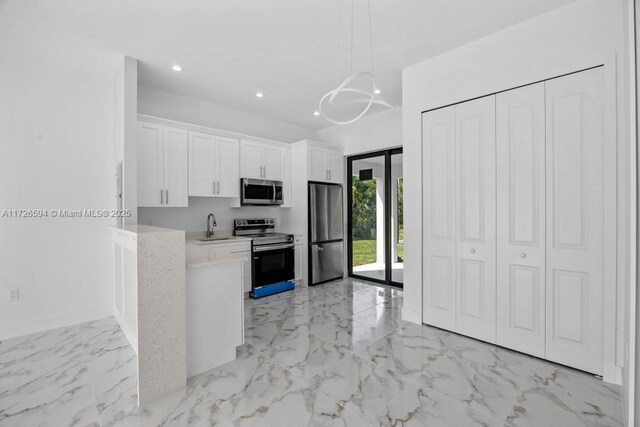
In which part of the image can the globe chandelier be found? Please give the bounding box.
[319,0,392,125]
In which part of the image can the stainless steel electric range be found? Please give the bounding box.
[234,218,295,299]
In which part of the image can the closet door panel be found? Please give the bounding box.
[496,83,546,357]
[455,95,496,343]
[545,68,604,375]
[422,106,456,330]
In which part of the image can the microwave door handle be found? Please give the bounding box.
[272,183,276,202]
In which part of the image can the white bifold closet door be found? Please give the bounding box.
[422,106,456,331]
[544,68,604,375]
[496,83,546,357]
[454,96,497,343]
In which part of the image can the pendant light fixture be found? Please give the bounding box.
[319,0,391,125]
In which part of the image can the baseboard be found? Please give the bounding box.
[402,307,421,324]
[0,306,112,341]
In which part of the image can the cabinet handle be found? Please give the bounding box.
[470,248,476,254]
[165,189,169,205]
[217,182,220,194]
[213,181,215,194]
[520,253,527,258]
[160,189,164,205]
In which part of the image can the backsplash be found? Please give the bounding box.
[138,197,286,232]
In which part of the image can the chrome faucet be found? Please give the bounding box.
[207,213,217,238]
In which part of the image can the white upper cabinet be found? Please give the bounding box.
[138,122,164,207]
[496,83,546,357]
[307,144,343,183]
[454,95,497,344]
[263,146,282,181]
[544,68,605,375]
[240,141,264,179]
[189,131,239,197]
[189,132,216,196]
[137,122,188,207]
[422,106,457,331]
[308,145,328,182]
[326,151,344,184]
[217,136,241,197]
[240,140,283,181]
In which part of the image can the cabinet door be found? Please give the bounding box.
[217,137,240,197]
[137,122,164,207]
[327,151,344,183]
[281,148,293,207]
[263,145,282,180]
[163,127,188,207]
[241,141,263,179]
[189,131,216,196]
[545,68,605,374]
[422,106,456,330]
[455,95,497,343]
[496,83,546,356]
[308,146,327,181]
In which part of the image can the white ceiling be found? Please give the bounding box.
[2,0,576,130]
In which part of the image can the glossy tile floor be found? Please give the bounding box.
[0,278,623,426]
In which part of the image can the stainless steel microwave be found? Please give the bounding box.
[241,178,283,206]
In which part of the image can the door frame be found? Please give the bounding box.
[347,147,403,288]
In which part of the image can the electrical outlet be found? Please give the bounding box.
[7,288,18,301]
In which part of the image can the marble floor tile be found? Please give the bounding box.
[505,360,624,427]
[378,383,502,427]
[86,336,138,426]
[231,382,372,427]
[0,278,624,427]
[0,324,100,427]
[191,351,307,421]
[352,304,404,341]
[118,385,233,427]
[266,322,352,380]
[353,323,449,384]
[310,352,414,424]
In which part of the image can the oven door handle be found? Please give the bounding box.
[253,243,295,252]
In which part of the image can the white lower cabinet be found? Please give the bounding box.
[186,261,243,378]
[422,67,613,376]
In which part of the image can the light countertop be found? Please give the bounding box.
[185,243,248,269]
[109,224,182,235]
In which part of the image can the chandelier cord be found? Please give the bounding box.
[368,0,374,76]
[350,0,354,75]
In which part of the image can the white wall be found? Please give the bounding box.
[0,35,120,338]
[138,86,314,144]
[114,57,139,224]
[138,198,287,233]
[315,107,402,155]
[402,0,628,377]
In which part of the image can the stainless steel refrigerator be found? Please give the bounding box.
[308,182,344,285]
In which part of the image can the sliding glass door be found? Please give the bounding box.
[347,148,403,287]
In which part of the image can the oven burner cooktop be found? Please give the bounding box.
[233,219,293,246]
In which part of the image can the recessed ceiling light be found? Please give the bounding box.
[313,111,320,116]
[171,65,183,72]
[255,92,264,98]
[374,89,381,95]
